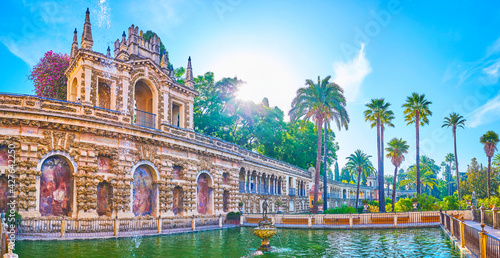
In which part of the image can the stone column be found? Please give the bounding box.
[493,205,499,229]
[480,205,485,225]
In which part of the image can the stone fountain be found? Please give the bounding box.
[253,198,277,252]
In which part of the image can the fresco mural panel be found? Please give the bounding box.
[197,173,213,215]
[97,156,111,173]
[39,156,73,216]
[132,165,154,216]
[97,182,112,216]
[0,176,9,213]
[0,146,9,166]
[173,187,184,215]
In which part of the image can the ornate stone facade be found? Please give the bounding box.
[0,9,376,219]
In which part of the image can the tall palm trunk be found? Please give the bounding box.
[356,168,361,209]
[415,111,421,195]
[377,115,385,212]
[488,156,491,199]
[448,160,452,196]
[313,117,323,213]
[453,128,461,200]
[392,165,398,212]
[380,124,386,212]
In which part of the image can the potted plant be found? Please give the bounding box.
[411,197,418,211]
[238,201,244,213]
[275,200,283,214]
[362,199,369,213]
[317,200,324,213]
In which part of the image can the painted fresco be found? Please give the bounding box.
[0,176,9,213]
[172,187,183,215]
[97,156,111,173]
[0,146,9,166]
[39,156,73,216]
[197,173,213,215]
[132,165,153,216]
[97,182,112,216]
[222,173,228,184]
[173,165,182,180]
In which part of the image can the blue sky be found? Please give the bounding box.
[1,0,500,176]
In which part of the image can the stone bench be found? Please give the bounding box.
[324,217,360,225]
[282,218,314,225]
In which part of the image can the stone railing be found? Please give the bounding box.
[241,210,470,228]
[17,214,224,239]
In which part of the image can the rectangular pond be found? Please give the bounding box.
[15,227,460,257]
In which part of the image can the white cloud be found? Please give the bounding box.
[332,44,372,103]
[467,94,500,128]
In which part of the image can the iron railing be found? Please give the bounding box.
[134,109,156,128]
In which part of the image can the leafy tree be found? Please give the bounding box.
[334,161,340,181]
[442,112,466,200]
[400,165,437,191]
[289,76,349,213]
[402,93,432,195]
[493,153,500,168]
[461,158,499,199]
[28,50,69,100]
[340,166,351,182]
[364,98,394,212]
[385,137,409,211]
[346,150,374,209]
[480,131,499,198]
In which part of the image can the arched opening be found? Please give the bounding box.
[69,77,78,101]
[0,175,9,213]
[222,190,229,212]
[172,186,184,215]
[134,79,156,128]
[239,168,245,193]
[39,156,73,216]
[132,165,156,216]
[97,181,113,217]
[98,81,111,109]
[197,172,214,215]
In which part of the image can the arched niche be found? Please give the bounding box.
[39,155,74,216]
[97,181,113,217]
[222,190,229,212]
[196,171,214,215]
[69,77,78,101]
[133,78,158,128]
[172,186,184,215]
[131,164,158,216]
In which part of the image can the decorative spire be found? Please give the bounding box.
[185,56,194,87]
[81,8,93,50]
[121,31,126,44]
[160,53,168,69]
[106,46,111,58]
[170,67,175,78]
[70,28,79,59]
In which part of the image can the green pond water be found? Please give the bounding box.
[16,227,460,257]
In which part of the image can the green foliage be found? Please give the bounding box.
[334,162,340,181]
[238,201,244,207]
[477,197,500,208]
[323,204,357,214]
[395,198,413,212]
[226,212,241,220]
[5,210,22,229]
[416,194,439,211]
[362,199,369,204]
[192,71,339,170]
[461,158,499,199]
[438,195,459,210]
[275,200,283,207]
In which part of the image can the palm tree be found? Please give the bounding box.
[400,168,438,191]
[364,98,394,212]
[442,113,466,201]
[494,153,500,168]
[480,131,499,199]
[346,150,374,209]
[289,76,349,213]
[444,153,455,196]
[386,137,409,212]
[402,93,432,195]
